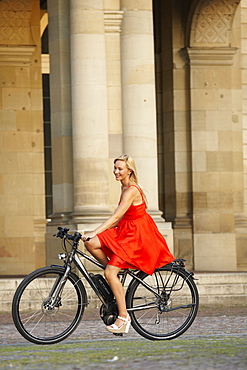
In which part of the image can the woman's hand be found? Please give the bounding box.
[81,232,97,242]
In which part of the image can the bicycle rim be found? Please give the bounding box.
[126,266,199,340]
[12,266,86,344]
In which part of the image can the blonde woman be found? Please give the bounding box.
[82,155,174,334]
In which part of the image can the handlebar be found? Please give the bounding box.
[53,227,82,243]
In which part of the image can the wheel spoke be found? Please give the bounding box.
[12,267,86,344]
[127,266,199,340]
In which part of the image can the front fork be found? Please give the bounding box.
[44,254,74,309]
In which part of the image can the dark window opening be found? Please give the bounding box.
[42,74,52,218]
[40,0,47,10]
[41,27,49,54]
[42,21,52,218]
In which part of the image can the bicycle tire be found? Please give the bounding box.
[12,266,87,345]
[126,264,199,340]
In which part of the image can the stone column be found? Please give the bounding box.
[47,0,73,222]
[103,7,124,208]
[120,0,173,251]
[185,47,239,272]
[70,0,110,227]
[120,1,159,212]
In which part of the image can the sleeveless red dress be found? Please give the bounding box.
[97,185,174,275]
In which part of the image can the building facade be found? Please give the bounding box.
[0,0,247,276]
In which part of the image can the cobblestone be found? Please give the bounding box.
[0,304,246,345]
[0,305,246,370]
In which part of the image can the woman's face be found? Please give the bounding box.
[113,160,130,181]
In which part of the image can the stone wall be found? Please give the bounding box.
[1,0,247,276]
[0,0,46,275]
[154,0,247,271]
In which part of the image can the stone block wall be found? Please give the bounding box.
[0,0,46,275]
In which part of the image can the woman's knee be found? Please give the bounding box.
[104,269,111,282]
[104,265,119,283]
[84,240,92,252]
[84,237,100,252]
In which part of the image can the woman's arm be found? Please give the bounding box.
[82,186,138,240]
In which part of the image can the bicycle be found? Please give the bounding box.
[12,227,199,345]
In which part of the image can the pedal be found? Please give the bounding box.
[112,333,123,336]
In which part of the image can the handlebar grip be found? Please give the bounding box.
[53,227,82,241]
[53,227,68,239]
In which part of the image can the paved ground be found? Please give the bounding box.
[0,304,246,369]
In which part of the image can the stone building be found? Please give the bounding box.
[0,0,247,276]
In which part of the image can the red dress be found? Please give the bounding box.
[97,185,174,275]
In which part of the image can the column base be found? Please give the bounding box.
[148,209,174,255]
[173,217,193,270]
[46,209,174,262]
[234,215,247,271]
[46,212,72,226]
[69,208,112,232]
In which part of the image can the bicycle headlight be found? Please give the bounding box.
[58,253,66,260]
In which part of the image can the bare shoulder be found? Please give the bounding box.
[128,184,140,192]
[121,184,138,198]
[127,184,140,194]
[124,184,142,205]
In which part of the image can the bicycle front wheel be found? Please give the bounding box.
[12,266,87,344]
[126,264,199,340]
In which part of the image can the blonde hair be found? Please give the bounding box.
[114,154,147,206]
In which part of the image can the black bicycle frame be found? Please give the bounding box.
[74,249,165,304]
[53,238,192,314]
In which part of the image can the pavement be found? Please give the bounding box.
[0,304,246,369]
[1,304,246,343]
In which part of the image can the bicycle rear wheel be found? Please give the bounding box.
[126,264,199,340]
[12,266,87,344]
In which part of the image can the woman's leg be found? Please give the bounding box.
[84,236,108,266]
[104,264,129,327]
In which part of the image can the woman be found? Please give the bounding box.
[82,154,174,334]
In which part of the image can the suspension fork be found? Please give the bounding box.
[46,246,76,306]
